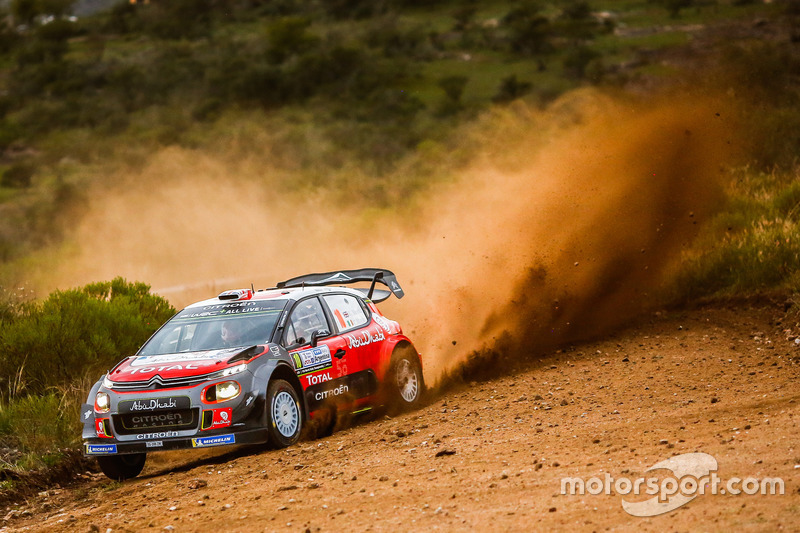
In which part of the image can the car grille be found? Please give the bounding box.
[108,373,212,391]
[113,408,200,435]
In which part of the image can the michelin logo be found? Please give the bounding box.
[191,434,235,448]
[86,444,117,455]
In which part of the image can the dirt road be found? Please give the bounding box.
[5,303,800,532]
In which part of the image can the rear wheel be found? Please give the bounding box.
[266,379,303,448]
[386,348,424,412]
[96,453,147,481]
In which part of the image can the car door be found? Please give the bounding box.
[282,297,352,411]
[320,293,382,401]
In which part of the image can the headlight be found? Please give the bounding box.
[102,375,114,389]
[204,381,241,403]
[222,364,247,377]
[95,392,110,413]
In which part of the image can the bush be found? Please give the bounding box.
[0,393,76,455]
[672,169,800,301]
[137,0,216,40]
[563,45,601,79]
[502,2,553,55]
[493,74,533,103]
[0,278,175,398]
[266,16,318,63]
[556,1,601,42]
[0,164,33,189]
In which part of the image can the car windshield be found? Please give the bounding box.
[138,299,287,356]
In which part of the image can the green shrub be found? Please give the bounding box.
[493,74,533,103]
[0,278,174,398]
[556,1,602,42]
[266,16,318,63]
[0,164,33,189]
[502,2,553,55]
[563,45,601,79]
[672,169,800,301]
[35,18,79,42]
[0,393,76,456]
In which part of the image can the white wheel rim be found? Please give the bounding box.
[396,359,419,403]
[272,390,299,438]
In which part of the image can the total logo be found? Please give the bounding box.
[307,372,332,386]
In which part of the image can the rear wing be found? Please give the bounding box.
[276,268,404,302]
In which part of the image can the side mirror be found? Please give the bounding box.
[310,329,330,347]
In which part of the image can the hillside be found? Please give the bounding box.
[6,303,800,531]
[0,0,799,506]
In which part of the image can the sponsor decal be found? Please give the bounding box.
[245,394,254,407]
[320,272,352,284]
[95,419,112,438]
[291,345,333,375]
[334,309,354,329]
[306,372,332,386]
[314,384,350,401]
[306,370,378,411]
[372,315,393,334]
[119,397,190,414]
[131,348,241,367]
[136,430,180,440]
[270,344,281,356]
[345,329,385,349]
[192,434,235,448]
[145,440,163,448]
[175,302,282,321]
[128,412,185,428]
[83,408,93,421]
[131,398,176,411]
[86,444,117,455]
[209,408,233,429]
[124,363,201,375]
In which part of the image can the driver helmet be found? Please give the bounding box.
[221,320,245,346]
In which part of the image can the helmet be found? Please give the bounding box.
[221,320,245,346]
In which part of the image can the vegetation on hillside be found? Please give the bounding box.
[0,278,173,473]
[0,0,789,266]
[0,0,798,483]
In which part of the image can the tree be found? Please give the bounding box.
[556,1,601,42]
[11,0,39,26]
[437,75,468,115]
[266,16,318,63]
[503,2,553,55]
[493,74,532,103]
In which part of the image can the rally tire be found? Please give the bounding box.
[266,379,303,448]
[96,453,147,481]
[386,348,425,412]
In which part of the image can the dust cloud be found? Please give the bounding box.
[44,88,735,383]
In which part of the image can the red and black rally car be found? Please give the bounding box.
[81,269,424,480]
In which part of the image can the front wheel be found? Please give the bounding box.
[386,349,425,412]
[266,379,303,448]
[96,453,147,481]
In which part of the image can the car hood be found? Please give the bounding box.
[108,347,255,382]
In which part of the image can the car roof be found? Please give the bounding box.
[183,286,367,309]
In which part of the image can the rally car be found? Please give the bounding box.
[81,269,424,480]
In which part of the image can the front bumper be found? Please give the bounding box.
[83,426,270,456]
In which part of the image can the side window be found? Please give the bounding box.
[284,298,328,347]
[323,294,369,332]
